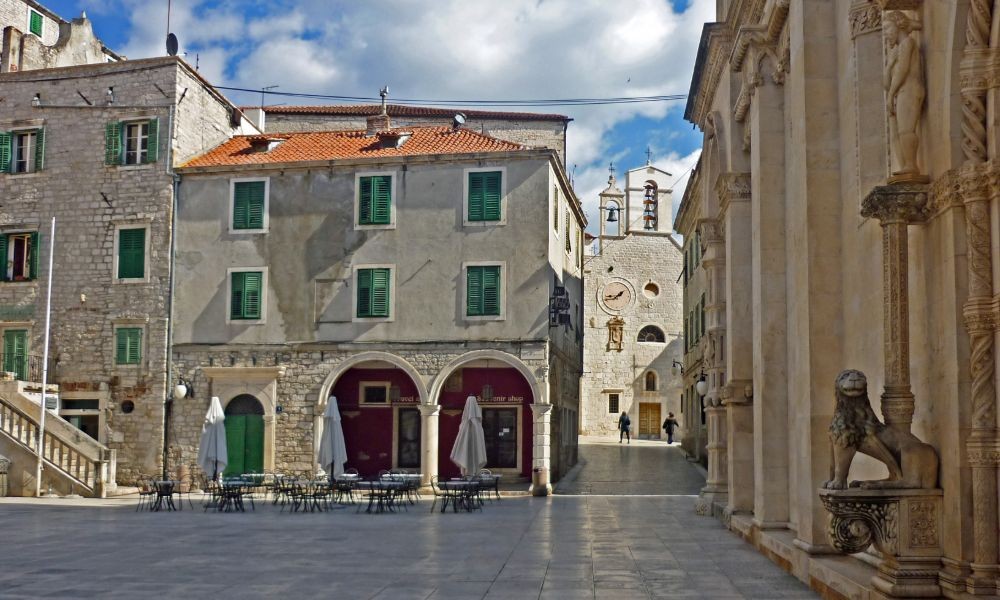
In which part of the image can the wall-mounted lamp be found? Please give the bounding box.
[671,360,683,377]
[695,371,708,397]
[106,86,115,105]
[31,93,41,108]
[173,377,194,400]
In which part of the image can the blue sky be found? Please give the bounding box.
[46,0,710,230]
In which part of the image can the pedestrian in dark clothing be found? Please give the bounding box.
[618,411,631,444]
[662,412,679,444]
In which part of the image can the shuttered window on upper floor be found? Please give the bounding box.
[233,181,266,230]
[466,265,501,317]
[467,171,502,222]
[357,268,391,318]
[358,175,392,225]
[117,228,145,279]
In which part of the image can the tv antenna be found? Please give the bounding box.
[261,85,278,108]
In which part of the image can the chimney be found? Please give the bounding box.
[366,113,392,137]
[245,107,266,132]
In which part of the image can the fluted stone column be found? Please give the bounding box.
[530,403,553,495]
[419,404,440,486]
[860,183,928,433]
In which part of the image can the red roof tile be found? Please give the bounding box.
[252,104,571,122]
[182,126,529,168]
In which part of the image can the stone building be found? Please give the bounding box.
[249,104,570,166]
[580,164,684,442]
[169,112,585,492]
[0,56,252,494]
[680,0,1000,597]
[1,0,120,73]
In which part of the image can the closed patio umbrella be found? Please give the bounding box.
[450,395,487,476]
[196,396,228,481]
[318,395,348,477]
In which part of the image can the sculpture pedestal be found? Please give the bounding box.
[819,488,942,598]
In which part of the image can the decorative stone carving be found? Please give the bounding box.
[821,370,938,490]
[884,11,927,182]
[606,317,624,352]
[849,2,881,39]
[821,492,899,554]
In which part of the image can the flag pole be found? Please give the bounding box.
[35,217,55,497]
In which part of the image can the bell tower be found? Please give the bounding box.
[598,162,625,254]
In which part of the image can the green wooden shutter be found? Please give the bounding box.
[223,416,247,477]
[466,267,483,316]
[233,183,249,229]
[241,272,262,319]
[482,266,501,316]
[357,269,373,317]
[3,330,27,381]
[244,416,264,473]
[28,231,39,280]
[33,129,44,171]
[29,11,42,36]
[372,176,391,224]
[468,173,485,221]
[371,268,390,317]
[246,181,265,229]
[117,228,145,279]
[565,211,571,252]
[105,122,122,166]
[483,172,501,221]
[359,177,373,225]
[0,235,7,282]
[115,328,141,365]
[144,119,159,163]
[230,272,245,319]
[0,132,11,173]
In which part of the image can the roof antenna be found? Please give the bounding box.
[260,85,278,108]
[379,86,389,115]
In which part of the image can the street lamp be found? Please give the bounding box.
[694,371,707,463]
[173,377,194,400]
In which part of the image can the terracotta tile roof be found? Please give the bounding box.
[182,126,529,168]
[251,104,571,122]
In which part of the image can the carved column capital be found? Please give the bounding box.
[966,439,1000,467]
[861,183,929,224]
[715,172,751,217]
[873,0,921,8]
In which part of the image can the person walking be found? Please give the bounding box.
[662,412,679,444]
[618,411,631,444]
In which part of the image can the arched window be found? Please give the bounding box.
[644,371,657,392]
[637,325,665,343]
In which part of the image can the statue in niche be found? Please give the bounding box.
[884,10,925,180]
[606,317,625,352]
[822,370,938,490]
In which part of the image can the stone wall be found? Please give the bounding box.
[581,231,684,439]
[1,3,116,74]
[0,57,245,484]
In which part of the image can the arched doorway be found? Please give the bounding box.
[319,355,425,478]
[224,395,265,476]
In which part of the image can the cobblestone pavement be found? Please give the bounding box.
[0,439,816,599]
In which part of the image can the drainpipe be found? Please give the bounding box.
[162,104,178,479]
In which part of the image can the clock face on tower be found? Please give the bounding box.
[601,281,632,312]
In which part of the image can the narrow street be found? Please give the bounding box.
[555,436,705,496]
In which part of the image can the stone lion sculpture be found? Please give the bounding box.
[822,369,937,490]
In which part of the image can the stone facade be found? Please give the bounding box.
[0,57,250,485]
[679,0,1000,597]
[580,168,684,442]
[1,1,119,73]
[171,145,584,489]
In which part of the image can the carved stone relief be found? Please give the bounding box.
[850,2,882,39]
[606,317,625,352]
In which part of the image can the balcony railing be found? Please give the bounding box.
[0,354,54,384]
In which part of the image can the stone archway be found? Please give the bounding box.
[202,366,284,473]
[429,350,544,406]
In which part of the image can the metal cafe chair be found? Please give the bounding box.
[136,480,156,512]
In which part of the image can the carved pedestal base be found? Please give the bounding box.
[695,490,728,517]
[820,489,942,598]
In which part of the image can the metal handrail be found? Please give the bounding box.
[0,353,54,384]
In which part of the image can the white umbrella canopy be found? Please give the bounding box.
[450,395,487,476]
[196,396,228,480]
[318,395,348,477]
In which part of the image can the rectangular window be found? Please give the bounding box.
[467,171,502,222]
[2,329,27,381]
[115,328,142,365]
[361,382,390,404]
[0,130,43,174]
[0,232,39,281]
[357,268,391,318]
[553,188,559,231]
[117,228,145,279]
[29,10,42,36]
[565,211,572,253]
[230,271,263,320]
[233,180,266,230]
[358,175,392,225]
[466,265,501,317]
[105,120,158,166]
[700,294,706,337]
[608,393,620,414]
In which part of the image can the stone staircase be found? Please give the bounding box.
[0,381,116,497]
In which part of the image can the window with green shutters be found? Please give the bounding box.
[0,130,43,174]
[358,175,392,225]
[0,232,39,281]
[117,228,145,279]
[2,330,27,381]
[467,171,502,222]
[466,265,501,317]
[232,180,266,230]
[565,211,572,253]
[230,271,263,320]
[105,120,158,166]
[29,10,42,36]
[115,328,142,365]
[357,268,390,318]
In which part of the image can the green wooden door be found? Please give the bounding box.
[2,330,27,381]
[223,414,264,476]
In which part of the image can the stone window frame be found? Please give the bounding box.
[605,389,623,414]
[27,9,43,37]
[462,166,508,227]
[462,260,507,322]
[637,324,667,344]
[353,170,397,231]
[359,381,392,406]
[644,370,658,393]
[112,221,151,285]
[228,176,270,234]
[58,389,110,445]
[0,320,33,379]
[351,263,395,323]
[111,316,149,375]
[226,266,268,325]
